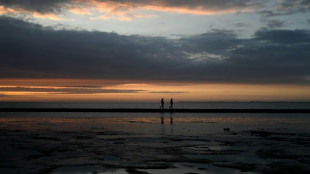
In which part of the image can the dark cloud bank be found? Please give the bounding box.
[1,16,310,84]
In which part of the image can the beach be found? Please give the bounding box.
[1,111,310,174]
[2,1,310,173]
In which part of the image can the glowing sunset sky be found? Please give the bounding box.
[1,0,310,102]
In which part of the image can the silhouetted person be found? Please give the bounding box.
[169,98,173,109]
[160,98,164,109]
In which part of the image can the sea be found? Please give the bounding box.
[0,101,309,109]
[1,102,309,134]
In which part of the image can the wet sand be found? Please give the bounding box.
[0,112,310,174]
[1,108,310,113]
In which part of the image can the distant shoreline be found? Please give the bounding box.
[178,101,310,103]
[0,108,309,113]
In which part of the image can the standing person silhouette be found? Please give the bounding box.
[169,98,173,109]
[160,98,164,109]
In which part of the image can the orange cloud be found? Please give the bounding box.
[68,7,92,15]
[84,0,136,21]
[2,78,309,102]
[0,6,17,14]
[1,1,257,21]
[30,11,62,20]
[86,0,255,16]
[0,78,124,87]
[78,0,256,21]
[83,0,255,15]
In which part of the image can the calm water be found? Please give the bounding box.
[0,102,309,109]
[1,102,309,133]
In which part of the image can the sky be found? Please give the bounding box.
[0,0,310,102]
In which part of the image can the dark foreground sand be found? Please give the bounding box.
[0,112,310,174]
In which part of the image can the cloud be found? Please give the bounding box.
[2,0,310,22]
[234,22,249,28]
[2,0,309,22]
[267,20,284,29]
[277,0,310,12]
[0,0,68,14]
[0,0,263,14]
[68,7,92,15]
[0,0,264,21]
[0,5,17,14]
[0,86,142,94]
[0,0,69,20]
[254,29,310,43]
[0,5,62,20]
[0,16,310,84]
[149,91,187,94]
[259,0,310,18]
[62,86,103,88]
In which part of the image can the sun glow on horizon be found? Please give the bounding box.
[0,79,310,102]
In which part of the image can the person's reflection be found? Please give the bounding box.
[170,111,173,124]
[160,112,165,134]
[170,111,174,134]
[160,112,164,124]
[160,111,174,124]
[160,111,174,134]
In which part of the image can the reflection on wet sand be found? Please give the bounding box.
[160,112,174,125]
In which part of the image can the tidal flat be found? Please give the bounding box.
[0,112,310,174]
